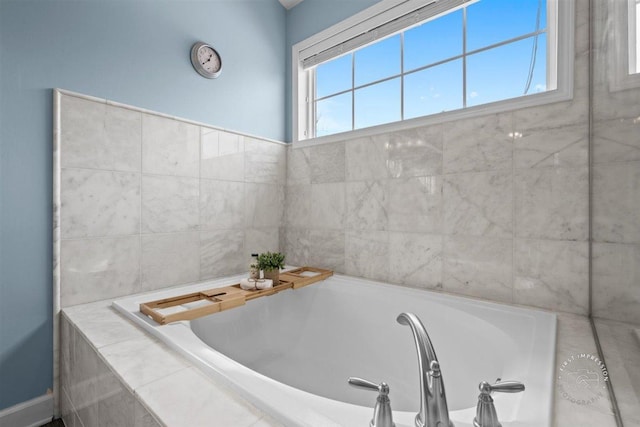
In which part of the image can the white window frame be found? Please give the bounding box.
[610,0,640,91]
[292,0,574,145]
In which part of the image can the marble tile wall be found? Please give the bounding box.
[283,1,591,315]
[590,0,640,326]
[56,92,286,307]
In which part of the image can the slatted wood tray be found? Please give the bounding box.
[140,267,333,325]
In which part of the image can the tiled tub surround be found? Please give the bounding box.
[53,89,286,416]
[55,90,286,309]
[59,281,617,427]
[284,117,590,315]
[284,1,591,317]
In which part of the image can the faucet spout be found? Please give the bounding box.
[397,313,453,427]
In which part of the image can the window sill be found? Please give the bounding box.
[293,87,573,148]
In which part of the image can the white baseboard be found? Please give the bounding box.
[0,394,53,427]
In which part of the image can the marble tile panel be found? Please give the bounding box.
[310,183,346,230]
[245,138,286,184]
[345,230,389,281]
[384,125,442,178]
[593,117,640,164]
[515,167,588,241]
[200,129,245,182]
[61,387,78,427]
[96,361,135,427]
[60,314,75,393]
[443,171,512,238]
[307,229,345,272]
[593,319,640,426]
[200,180,245,230]
[345,180,388,231]
[244,183,284,229]
[514,239,589,314]
[71,333,100,427]
[63,303,147,349]
[142,175,199,233]
[309,141,346,183]
[287,146,311,185]
[61,95,141,172]
[514,98,588,131]
[200,229,245,280]
[574,0,589,57]
[553,314,617,426]
[388,232,442,290]
[284,184,311,228]
[345,136,389,181]
[443,236,513,303]
[592,86,640,121]
[142,114,200,177]
[99,336,189,391]
[282,228,310,267]
[61,236,141,307]
[593,162,640,244]
[134,399,162,427]
[443,113,513,173]
[388,176,442,233]
[514,124,588,169]
[244,228,280,259]
[135,367,263,427]
[592,242,640,324]
[552,394,617,427]
[61,169,140,238]
[141,232,199,290]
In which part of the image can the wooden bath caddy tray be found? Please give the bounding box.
[140,267,333,325]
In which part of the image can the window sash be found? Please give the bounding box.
[292,0,571,144]
[301,0,472,69]
[312,2,550,138]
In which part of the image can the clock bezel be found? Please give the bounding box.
[190,42,222,79]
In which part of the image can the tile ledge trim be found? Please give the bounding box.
[54,88,288,147]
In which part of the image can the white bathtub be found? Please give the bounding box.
[114,272,557,427]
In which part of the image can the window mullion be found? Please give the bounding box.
[401,32,405,121]
[351,53,355,131]
[462,6,467,109]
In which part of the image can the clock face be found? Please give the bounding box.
[198,45,221,74]
[190,42,222,78]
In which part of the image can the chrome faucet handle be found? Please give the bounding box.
[348,377,395,427]
[473,380,525,427]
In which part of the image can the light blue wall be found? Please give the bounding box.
[0,0,285,411]
[284,0,380,141]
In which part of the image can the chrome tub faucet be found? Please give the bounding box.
[397,312,453,427]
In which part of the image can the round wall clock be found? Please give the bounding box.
[190,42,222,79]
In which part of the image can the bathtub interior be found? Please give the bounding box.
[114,273,557,426]
[191,280,520,413]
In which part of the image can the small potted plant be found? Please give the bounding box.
[257,251,285,285]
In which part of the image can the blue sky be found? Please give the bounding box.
[315,0,548,137]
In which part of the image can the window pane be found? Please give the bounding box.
[404,10,463,72]
[404,59,463,119]
[316,92,352,137]
[354,78,400,129]
[316,54,352,99]
[467,0,547,51]
[467,34,547,107]
[354,35,401,86]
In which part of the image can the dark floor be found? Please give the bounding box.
[40,419,65,427]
